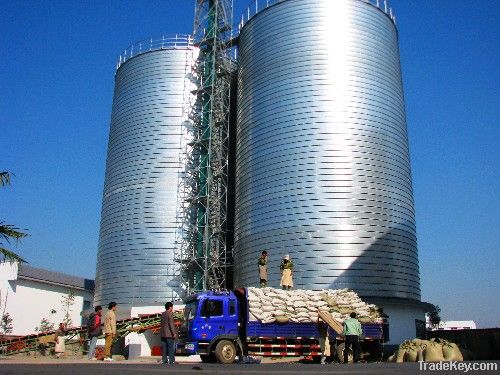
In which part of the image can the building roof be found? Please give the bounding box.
[439,320,477,329]
[17,264,94,291]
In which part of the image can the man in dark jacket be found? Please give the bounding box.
[160,302,177,365]
[87,306,103,360]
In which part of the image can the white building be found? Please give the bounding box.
[0,262,94,336]
[426,314,477,331]
[437,321,477,330]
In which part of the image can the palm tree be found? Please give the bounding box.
[1,172,27,263]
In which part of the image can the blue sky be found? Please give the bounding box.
[1,1,498,328]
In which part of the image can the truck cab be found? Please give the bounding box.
[177,290,242,363]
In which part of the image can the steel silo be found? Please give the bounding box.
[94,35,197,307]
[234,0,420,300]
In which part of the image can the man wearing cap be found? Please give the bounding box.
[279,254,294,290]
[258,250,268,287]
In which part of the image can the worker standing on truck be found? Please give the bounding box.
[279,254,294,290]
[342,312,362,363]
[258,250,268,287]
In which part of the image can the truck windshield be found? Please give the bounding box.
[184,301,198,321]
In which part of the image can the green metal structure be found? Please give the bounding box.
[176,0,234,294]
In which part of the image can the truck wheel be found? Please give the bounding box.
[214,340,237,364]
[336,342,353,363]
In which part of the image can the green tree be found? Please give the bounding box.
[35,317,55,333]
[427,305,442,330]
[1,172,28,263]
[0,291,13,335]
[0,312,13,335]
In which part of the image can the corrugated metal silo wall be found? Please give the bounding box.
[234,0,420,300]
[94,47,196,306]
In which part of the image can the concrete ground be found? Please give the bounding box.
[0,360,499,375]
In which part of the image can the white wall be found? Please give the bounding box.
[380,303,426,345]
[7,278,93,336]
[0,262,18,330]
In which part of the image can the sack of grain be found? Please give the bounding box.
[262,312,274,319]
[405,347,418,362]
[275,316,289,324]
[248,296,260,304]
[249,307,263,315]
[411,338,427,346]
[442,343,463,361]
[296,311,309,318]
[396,349,406,363]
[250,288,264,297]
[271,298,285,306]
[261,305,275,312]
[262,317,275,324]
[423,342,444,362]
[293,300,307,308]
[338,307,353,315]
[358,316,372,324]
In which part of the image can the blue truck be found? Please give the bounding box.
[176,288,388,363]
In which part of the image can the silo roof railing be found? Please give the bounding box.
[238,0,396,31]
[116,34,194,70]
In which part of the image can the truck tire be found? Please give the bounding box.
[200,354,216,363]
[214,340,237,364]
[336,342,353,363]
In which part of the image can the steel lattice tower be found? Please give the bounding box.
[176,0,234,295]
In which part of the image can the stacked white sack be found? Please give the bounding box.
[247,287,383,324]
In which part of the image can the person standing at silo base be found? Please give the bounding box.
[103,302,117,361]
[258,250,268,287]
[342,312,362,363]
[160,302,177,365]
[87,305,103,360]
[54,322,66,358]
[280,254,294,290]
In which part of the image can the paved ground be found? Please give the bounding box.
[0,358,498,375]
[0,361,453,375]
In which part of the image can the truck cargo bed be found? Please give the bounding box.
[246,321,383,340]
